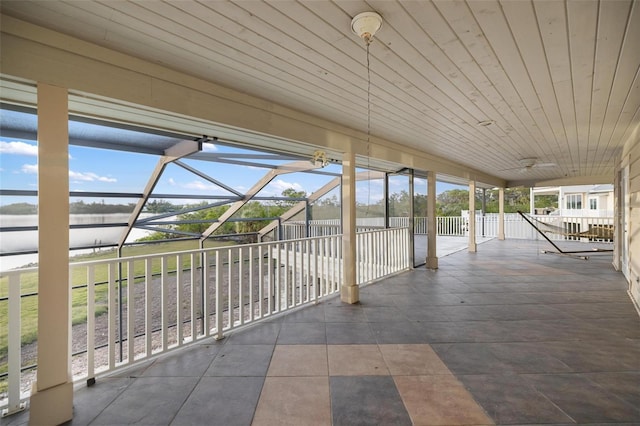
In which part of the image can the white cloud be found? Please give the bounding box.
[0,141,37,156]
[202,143,218,152]
[22,164,116,183]
[265,179,305,196]
[168,178,176,186]
[69,170,117,183]
[183,180,218,191]
[0,141,72,158]
[21,163,38,174]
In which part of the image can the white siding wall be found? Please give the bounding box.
[622,132,640,309]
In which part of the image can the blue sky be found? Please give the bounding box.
[0,136,463,207]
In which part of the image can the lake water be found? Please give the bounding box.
[1,214,153,271]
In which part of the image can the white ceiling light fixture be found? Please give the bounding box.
[351,12,383,44]
[517,157,556,172]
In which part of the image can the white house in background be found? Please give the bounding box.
[532,184,614,218]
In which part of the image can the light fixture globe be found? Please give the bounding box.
[351,12,383,43]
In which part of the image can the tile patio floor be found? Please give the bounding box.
[4,239,640,425]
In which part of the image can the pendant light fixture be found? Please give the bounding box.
[351,11,382,213]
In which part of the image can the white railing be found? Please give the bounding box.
[286,216,614,243]
[0,228,410,413]
[356,227,410,284]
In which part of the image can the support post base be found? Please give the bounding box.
[29,381,73,426]
[340,285,359,304]
[468,243,477,253]
[426,256,439,270]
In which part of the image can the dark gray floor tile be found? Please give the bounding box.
[66,378,132,425]
[557,302,639,319]
[432,343,516,374]
[324,305,366,322]
[142,343,219,377]
[1,409,29,426]
[171,377,264,426]
[91,376,199,425]
[403,306,453,322]
[330,376,412,426]
[205,344,273,376]
[282,304,326,322]
[526,374,640,423]
[277,322,326,344]
[225,322,281,345]
[458,374,574,424]
[362,306,407,322]
[488,343,573,373]
[421,321,505,343]
[589,318,640,339]
[544,340,640,372]
[326,322,377,344]
[108,359,154,378]
[370,321,428,344]
[584,372,640,409]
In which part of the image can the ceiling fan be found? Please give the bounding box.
[503,158,557,173]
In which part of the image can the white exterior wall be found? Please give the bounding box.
[620,129,640,309]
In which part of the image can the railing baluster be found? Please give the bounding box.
[228,248,233,330]
[305,239,311,303]
[248,246,254,322]
[215,251,223,339]
[269,243,275,315]
[239,247,244,327]
[190,253,197,341]
[258,245,264,318]
[145,259,152,356]
[127,260,135,363]
[108,262,117,371]
[4,273,25,416]
[203,252,210,336]
[87,266,95,382]
[176,254,184,346]
[284,241,290,309]
[161,256,168,351]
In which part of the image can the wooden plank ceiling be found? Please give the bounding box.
[1,0,638,185]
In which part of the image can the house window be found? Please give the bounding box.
[589,198,598,210]
[566,194,582,210]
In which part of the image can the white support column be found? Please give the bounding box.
[426,171,438,269]
[498,187,505,241]
[29,83,73,425]
[530,187,535,214]
[340,150,358,304]
[468,180,477,253]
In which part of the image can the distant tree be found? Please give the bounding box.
[274,188,307,208]
[69,201,135,214]
[436,189,470,216]
[145,200,179,213]
[0,202,38,214]
[235,202,272,234]
[310,195,340,220]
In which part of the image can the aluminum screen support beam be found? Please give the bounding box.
[117,140,201,248]
[201,161,323,241]
[426,171,438,269]
[257,170,385,239]
[174,159,243,197]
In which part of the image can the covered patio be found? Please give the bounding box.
[1,1,639,424]
[5,239,638,426]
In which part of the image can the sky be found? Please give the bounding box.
[0,136,463,207]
